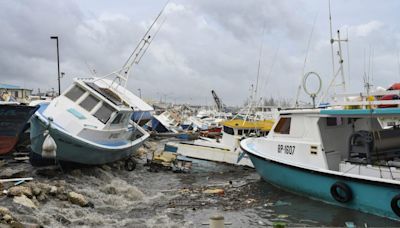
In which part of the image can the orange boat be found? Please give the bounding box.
[0,104,39,154]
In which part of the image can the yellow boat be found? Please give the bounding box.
[221,119,275,134]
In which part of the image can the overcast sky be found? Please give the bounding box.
[1,0,400,106]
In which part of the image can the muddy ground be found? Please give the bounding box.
[0,140,275,228]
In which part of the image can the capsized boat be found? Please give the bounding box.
[241,92,400,220]
[166,119,274,167]
[150,110,180,133]
[29,3,165,166]
[30,78,152,165]
[0,104,39,154]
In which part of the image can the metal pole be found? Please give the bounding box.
[51,36,61,95]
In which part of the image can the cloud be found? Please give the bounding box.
[1,0,400,106]
[348,20,384,37]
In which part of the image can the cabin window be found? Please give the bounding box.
[327,117,343,126]
[238,129,243,135]
[244,129,249,135]
[111,113,124,124]
[223,126,234,135]
[94,103,114,124]
[65,86,85,101]
[274,117,291,134]
[79,94,99,112]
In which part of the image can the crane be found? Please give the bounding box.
[211,90,224,112]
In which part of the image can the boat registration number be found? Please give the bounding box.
[277,144,295,155]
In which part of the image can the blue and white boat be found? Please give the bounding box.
[29,8,165,166]
[241,90,400,220]
[30,77,152,165]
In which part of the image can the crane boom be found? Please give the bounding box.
[211,90,224,112]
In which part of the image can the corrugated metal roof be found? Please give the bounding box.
[0,84,21,89]
[0,84,32,91]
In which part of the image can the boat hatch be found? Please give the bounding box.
[86,82,124,106]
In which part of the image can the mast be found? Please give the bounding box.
[94,1,169,89]
[329,0,335,81]
[318,1,349,105]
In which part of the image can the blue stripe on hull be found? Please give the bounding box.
[30,116,144,165]
[248,153,400,221]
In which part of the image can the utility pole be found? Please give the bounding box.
[50,36,61,95]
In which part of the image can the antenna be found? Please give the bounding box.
[295,12,318,107]
[346,28,351,85]
[318,1,349,106]
[255,22,266,105]
[397,49,400,80]
[94,0,170,88]
[329,0,335,78]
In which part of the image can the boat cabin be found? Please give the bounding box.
[269,108,400,180]
[220,119,273,150]
[62,82,132,128]
[42,78,147,142]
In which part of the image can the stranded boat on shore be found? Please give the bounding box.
[29,3,168,166]
[29,77,152,165]
[167,119,274,167]
[0,104,39,154]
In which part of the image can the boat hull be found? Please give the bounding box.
[0,104,39,154]
[30,115,146,165]
[245,150,400,220]
[170,142,254,167]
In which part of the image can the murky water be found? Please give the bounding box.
[1,140,399,227]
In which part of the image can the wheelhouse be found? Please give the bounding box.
[268,108,400,180]
[62,82,133,129]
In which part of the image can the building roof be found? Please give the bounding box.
[0,84,32,91]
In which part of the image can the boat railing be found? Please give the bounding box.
[328,90,400,108]
[334,90,400,97]
[331,100,400,107]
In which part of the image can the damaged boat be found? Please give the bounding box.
[29,6,166,166]
[29,78,152,166]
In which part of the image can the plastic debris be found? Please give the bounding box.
[203,188,225,195]
[273,221,287,228]
[277,214,289,219]
[0,177,33,183]
[345,221,356,228]
[14,180,25,186]
[274,200,291,206]
[245,198,256,204]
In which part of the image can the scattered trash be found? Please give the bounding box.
[203,188,225,195]
[345,221,356,228]
[245,198,256,204]
[277,214,289,219]
[0,177,33,183]
[147,150,192,173]
[14,180,26,186]
[274,200,291,206]
[272,221,287,228]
